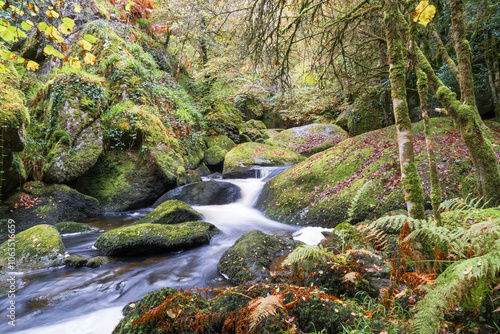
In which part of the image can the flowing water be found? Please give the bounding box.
[0,167,330,334]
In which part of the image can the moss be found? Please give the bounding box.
[223,142,305,176]
[266,124,348,156]
[54,222,98,234]
[401,162,426,219]
[442,209,500,228]
[94,221,220,256]
[175,166,187,187]
[64,255,88,268]
[206,135,235,151]
[256,118,500,227]
[0,224,65,272]
[217,230,292,284]
[86,256,110,268]
[135,200,202,225]
[204,146,226,166]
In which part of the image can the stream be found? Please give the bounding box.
[0,167,330,334]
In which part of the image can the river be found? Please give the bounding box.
[0,167,331,334]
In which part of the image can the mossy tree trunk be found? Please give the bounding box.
[416,68,442,225]
[484,33,500,121]
[384,0,425,219]
[415,0,500,206]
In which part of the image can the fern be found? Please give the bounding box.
[282,244,335,268]
[404,221,466,258]
[346,180,373,222]
[367,215,425,234]
[248,294,284,330]
[413,245,500,333]
[345,248,381,260]
[462,219,500,255]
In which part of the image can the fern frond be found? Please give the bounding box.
[345,248,381,259]
[404,221,466,257]
[248,294,284,330]
[413,247,500,333]
[282,245,334,267]
[366,215,425,233]
[462,219,500,255]
[347,181,372,221]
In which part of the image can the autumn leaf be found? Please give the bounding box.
[26,60,39,71]
[79,39,93,51]
[73,4,82,13]
[413,1,436,27]
[69,57,82,68]
[83,52,97,65]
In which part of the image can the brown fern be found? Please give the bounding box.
[248,294,285,330]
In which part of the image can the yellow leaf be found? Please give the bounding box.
[413,1,436,27]
[74,4,82,13]
[69,57,82,68]
[79,39,93,51]
[26,60,39,71]
[8,53,16,61]
[83,52,97,65]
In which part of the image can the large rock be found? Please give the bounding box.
[217,230,296,284]
[68,150,171,212]
[135,200,202,225]
[223,142,305,179]
[0,182,100,242]
[154,181,242,207]
[266,123,349,156]
[206,135,236,151]
[94,221,220,256]
[233,93,264,121]
[0,224,65,272]
[31,70,107,184]
[0,62,30,197]
[257,117,500,227]
[203,146,226,172]
[54,222,99,234]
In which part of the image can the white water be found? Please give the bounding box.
[1,167,332,334]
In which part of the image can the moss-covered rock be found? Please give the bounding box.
[203,146,226,172]
[0,182,100,242]
[135,200,202,225]
[86,256,110,268]
[0,224,65,272]
[237,119,267,142]
[206,135,236,151]
[218,230,296,284]
[0,62,30,197]
[54,222,99,234]
[30,69,107,184]
[113,288,210,334]
[68,150,171,212]
[223,142,305,179]
[94,221,220,256]
[234,93,264,121]
[266,123,349,156]
[154,181,242,207]
[256,118,500,227]
[64,255,88,268]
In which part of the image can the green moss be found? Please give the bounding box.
[204,146,226,166]
[206,135,236,151]
[401,162,426,219]
[135,200,202,225]
[442,209,500,228]
[86,256,109,268]
[64,255,88,268]
[94,221,220,256]
[54,222,98,234]
[0,224,65,272]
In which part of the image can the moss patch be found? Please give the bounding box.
[0,224,65,272]
[256,118,500,227]
[135,200,202,225]
[54,222,99,234]
[94,221,220,256]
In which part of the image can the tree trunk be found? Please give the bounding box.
[416,68,442,225]
[385,1,425,219]
[429,24,460,83]
[484,33,500,121]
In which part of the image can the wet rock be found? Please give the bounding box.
[153,181,242,207]
[218,230,297,285]
[86,256,110,268]
[135,200,202,225]
[65,255,88,268]
[0,224,65,272]
[54,222,99,234]
[203,146,227,173]
[94,221,220,256]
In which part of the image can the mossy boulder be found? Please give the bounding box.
[94,221,220,256]
[218,230,296,284]
[203,146,227,172]
[0,224,65,272]
[64,255,88,268]
[0,62,30,197]
[68,150,171,212]
[206,135,236,151]
[0,182,100,242]
[154,181,242,207]
[54,222,99,234]
[113,288,210,334]
[86,256,110,268]
[135,200,202,225]
[233,93,264,121]
[256,118,500,227]
[223,142,305,179]
[237,119,267,142]
[266,123,349,156]
[31,70,107,183]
